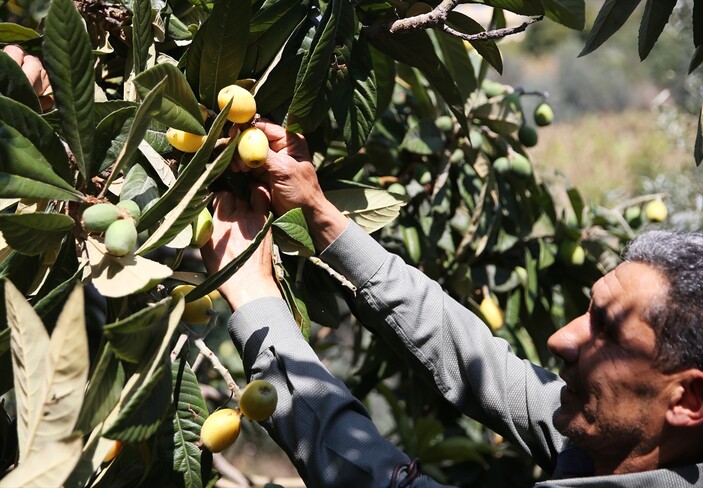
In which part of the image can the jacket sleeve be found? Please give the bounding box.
[228,297,452,488]
[318,220,567,472]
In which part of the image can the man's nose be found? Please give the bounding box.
[547,314,589,364]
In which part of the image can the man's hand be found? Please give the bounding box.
[230,120,349,251]
[3,45,54,111]
[200,187,282,310]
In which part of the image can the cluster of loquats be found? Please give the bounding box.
[165,85,270,169]
[81,200,141,257]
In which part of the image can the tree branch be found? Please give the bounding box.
[363,0,543,41]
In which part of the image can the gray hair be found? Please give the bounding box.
[622,230,703,373]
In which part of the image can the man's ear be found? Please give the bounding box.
[666,371,703,427]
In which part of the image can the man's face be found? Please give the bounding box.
[547,262,675,459]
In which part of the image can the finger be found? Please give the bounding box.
[21,56,44,94]
[256,119,301,152]
[3,45,24,65]
[211,191,236,222]
[249,183,271,214]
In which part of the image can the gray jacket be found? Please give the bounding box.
[228,221,703,488]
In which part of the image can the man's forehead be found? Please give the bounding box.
[590,262,668,310]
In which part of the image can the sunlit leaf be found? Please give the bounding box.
[43,0,96,179]
[272,208,315,256]
[0,436,82,488]
[0,213,74,256]
[85,237,173,298]
[0,23,41,42]
[134,63,205,135]
[132,0,153,74]
[325,188,409,233]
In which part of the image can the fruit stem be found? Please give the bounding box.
[194,338,242,400]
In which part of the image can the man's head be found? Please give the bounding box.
[547,230,703,474]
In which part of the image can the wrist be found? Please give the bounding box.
[219,278,282,311]
[302,199,349,252]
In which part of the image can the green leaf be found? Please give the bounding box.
[287,0,351,133]
[43,0,96,179]
[95,106,138,174]
[198,0,251,108]
[445,12,502,76]
[136,140,235,255]
[0,122,84,201]
[0,23,41,42]
[85,239,173,298]
[369,47,395,118]
[0,213,74,256]
[0,95,71,182]
[471,96,522,134]
[74,344,125,435]
[695,103,703,167]
[331,36,377,155]
[400,118,444,155]
[480,0,544,16]
[370,31,468,132]
[272,208,315,256]
[132,0,153,74]
[134,63,205,135]
[120,163,161,214]
[101,79,166,191]
[102,299,182,442]
[325,188,408,233]
[137,98,232,231]
[186,212,274,301]
[102,297,173,363]
[542,0,585,30]
[638,0,676,60]
[0,51,41,112]
[185,19,207,98]
[579,0,641,57]
[171,360,207,488]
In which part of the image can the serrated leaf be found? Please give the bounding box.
[6,283,88,464]
[287,0,349,133]
[102,297,173,363]
[272,208,314,256]
[638,0,676,60]
[0,95,71,182]
[370,31,468,132]
[74,345,125,435]
[331,36,377,155]
[0,23,41,42]
[198,0,251,108]
[325,188,408,233]
[137,98,231,231]
[445,12,502,76]
[101,299,182,441]
[695,103,703,167]
[102,79,166,191]
[0,122,84,201]
[171,360,207,488]
[186,212,274,301]
[85,237,173,298]
[132,0,153,74]
[579,0,641,57]
[0,435,83,488]
[136,139,236,255]
[0,51,41,112]
[542,0,585,30]
[134,64,204,135]
[43,0,96,179]
[0,213,74,256]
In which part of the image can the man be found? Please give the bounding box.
[201,120,703,487]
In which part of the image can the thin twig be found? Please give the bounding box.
[363,0,542,41]
[194,338,242,400]
[308,256,357,295]
[170,332,189,362]
[191,352,206,372]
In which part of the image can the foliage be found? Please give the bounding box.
[0,0,694,486]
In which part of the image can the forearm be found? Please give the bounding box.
[228,297,448,488]
[319,222,566,469]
